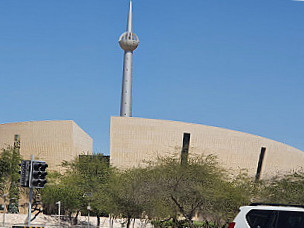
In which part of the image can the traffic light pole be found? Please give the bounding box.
[27,155,34,226]
[27,187,33,226]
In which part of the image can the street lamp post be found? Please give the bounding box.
[83,192,92,228]
[56,201,61,225]
[2,193,8,227]
[87,203,91,228]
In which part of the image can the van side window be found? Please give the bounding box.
[276,211,304,228]
[246,210,276,228]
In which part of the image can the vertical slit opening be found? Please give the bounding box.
[181,133,190,165]
[255,147,266,181]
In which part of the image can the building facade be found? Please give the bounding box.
[110,116,304,179]
[0,120,93,171]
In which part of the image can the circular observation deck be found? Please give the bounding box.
[119,32,139,52]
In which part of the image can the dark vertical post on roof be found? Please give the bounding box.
[255,147,266,181]
[14,135,20,154]
[181,133,190,165]
[7,135,20,213]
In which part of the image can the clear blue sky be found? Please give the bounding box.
[0,0,303,154]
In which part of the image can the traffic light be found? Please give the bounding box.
[30,161,48,188]
[18,160,30,187]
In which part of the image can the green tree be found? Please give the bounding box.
[142,156,231,228]
[41,154,111,225]
[102,167,153,228]
[103,155,252,228]
[0,146,22,213]
[261,171,304,204]
[42,153,253,228]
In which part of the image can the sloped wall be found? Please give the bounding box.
[110,117,304,178]
[0,120,93,171]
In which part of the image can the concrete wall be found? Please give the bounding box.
[0,120,93,171]
[110,117,304,178]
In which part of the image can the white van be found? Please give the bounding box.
[228,203,304,228]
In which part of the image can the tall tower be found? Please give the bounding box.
[119,0,139,117]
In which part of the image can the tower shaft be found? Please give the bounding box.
[120,51,133,117]
[119,0,139,117]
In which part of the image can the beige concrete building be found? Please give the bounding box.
[110,117,304,178]
[0,120,93,171]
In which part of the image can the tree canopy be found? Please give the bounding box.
[0,146,22,213]
[1,146,303,228]
[260,171,304,205]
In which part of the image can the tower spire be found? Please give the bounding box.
[118,0,139,117]
[127,0,133,33]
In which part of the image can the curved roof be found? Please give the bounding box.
[110,117,304,178]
